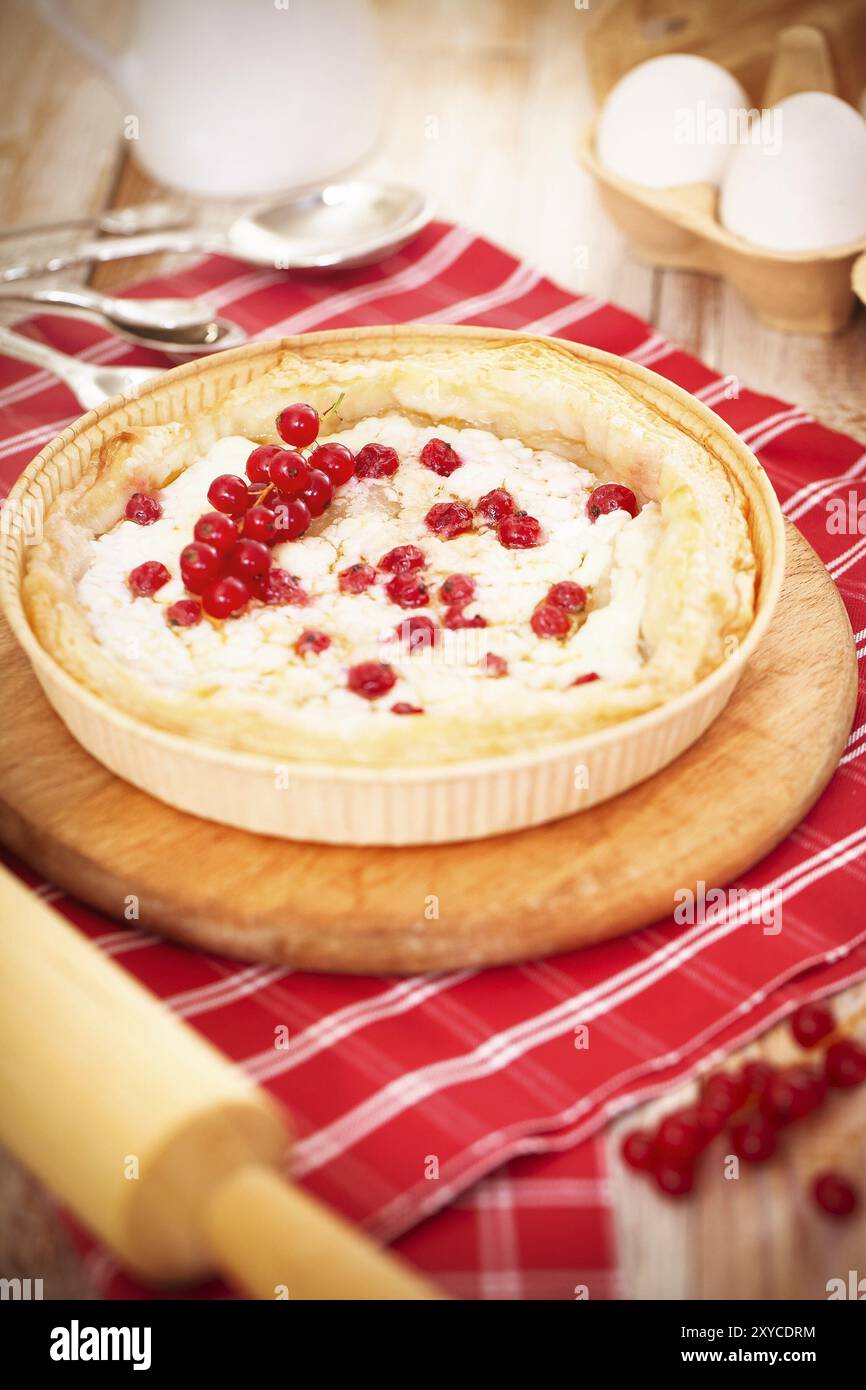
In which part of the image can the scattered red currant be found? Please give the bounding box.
[396,615,438,652]
[347,661,397,700]
[391,701,424,715]
[439,573,474,604]
[548,581,586,612]
[476,488,515,525]
[276,402,319,449]
[824,1039,866,1089]
[586,483,638,522]
[425,501,474,539]
[483,653,508,678]
[386,573,429,609]
[653,1159,694,1198]
[263,569,308,606]
[812,1171,859,1218]
[497,513,544,548]
[165,598,202,628]
[294,629,331,657]
[420,437,463,476]
[339,562,376,594]
[791,1002,835,1048]
[443,605,487,629]
[128,560,170,596]
[208,474,249,517]
[573,672,600,686]
[621,1129,656,1172]
[531,602,570,639]
[355,443,399,479]
[730,1115,777,1163]
[125,492,162,526]
[379,545,425,574]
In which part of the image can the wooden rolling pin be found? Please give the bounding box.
[0,865,439,1299]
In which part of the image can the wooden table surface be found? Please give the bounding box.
[0,0,863,1301]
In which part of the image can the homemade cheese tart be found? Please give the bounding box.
[22,338,758,768]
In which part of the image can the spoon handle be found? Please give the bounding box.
[0,228,230,283]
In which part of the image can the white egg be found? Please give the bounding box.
[720,92,866,251]
[596,54,749,189]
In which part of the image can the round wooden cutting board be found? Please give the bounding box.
[0,526,857,974]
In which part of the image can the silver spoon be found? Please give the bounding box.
[0,324,161,410]
[0,201,189,241]
[0,181,436,282]
[0,284,246,352]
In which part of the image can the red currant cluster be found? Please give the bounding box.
[621,1001,865,1216]
[531,580,587,640]
[425,482,547,548]
[126,400,354,623]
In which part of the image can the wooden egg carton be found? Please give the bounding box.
[580,22,866,332]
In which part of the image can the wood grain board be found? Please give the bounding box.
[0,526,856,974]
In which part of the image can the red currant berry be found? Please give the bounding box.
[309,441,355,487]
[813,1171,859,1218]
[586,483,638,522]
[125,492,162,526]
[396,615,438,653]
[347,661,397,700]
[497,513,544,548]
[573,672,600,686]
[243,506,278,545]
[420,437,463,476]
[202,576,249,619]
[548,581,587,612]
[657,1107,704,1162]
[165,598,202,627]
[246,444,284,484]
[702,1071,749,1116]
[742,1060,776,1098]
[476,488,515,525]
[653,1159,695,1198]
[355,443,399,479]
[268,449,309,497]
[276,402,319,448]
[379,545,426,574]
[791,1002,834,1048]
[247,483,276,509]
[439,573,475,604]
[443,605,487,629]
[759,1065,825,1126]
[425,501,474,539]
[621,1129,655,1172]
[339,562,376,594]
[386,572,429,609]
[180,541,221,595]
[730,1115,777,1163]
[294,629,331,657]
[128,560,170,596]
[227,538,271,595]
[531,602,570,638]
[483,653,508,678]
[263,569,308,606]
[273,497,312,541]
[300,468,333,518]
[391,701,424,715]
[824,1039,866,1089]
[194,511,238,555]
[207,473,249,517]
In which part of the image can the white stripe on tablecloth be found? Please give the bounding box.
[783,451,866,521]
[409,260,541,324]
[521,296,605,336]
[827,532,866,579]
[256,225,476,338]
[292,824,866,1178]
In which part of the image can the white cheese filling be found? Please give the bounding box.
[77,416,662,719]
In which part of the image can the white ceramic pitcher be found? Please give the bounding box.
[37,0,383,198]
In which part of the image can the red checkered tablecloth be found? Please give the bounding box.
[1,222,864,1299]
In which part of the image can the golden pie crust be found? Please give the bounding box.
[22,337,757,765]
